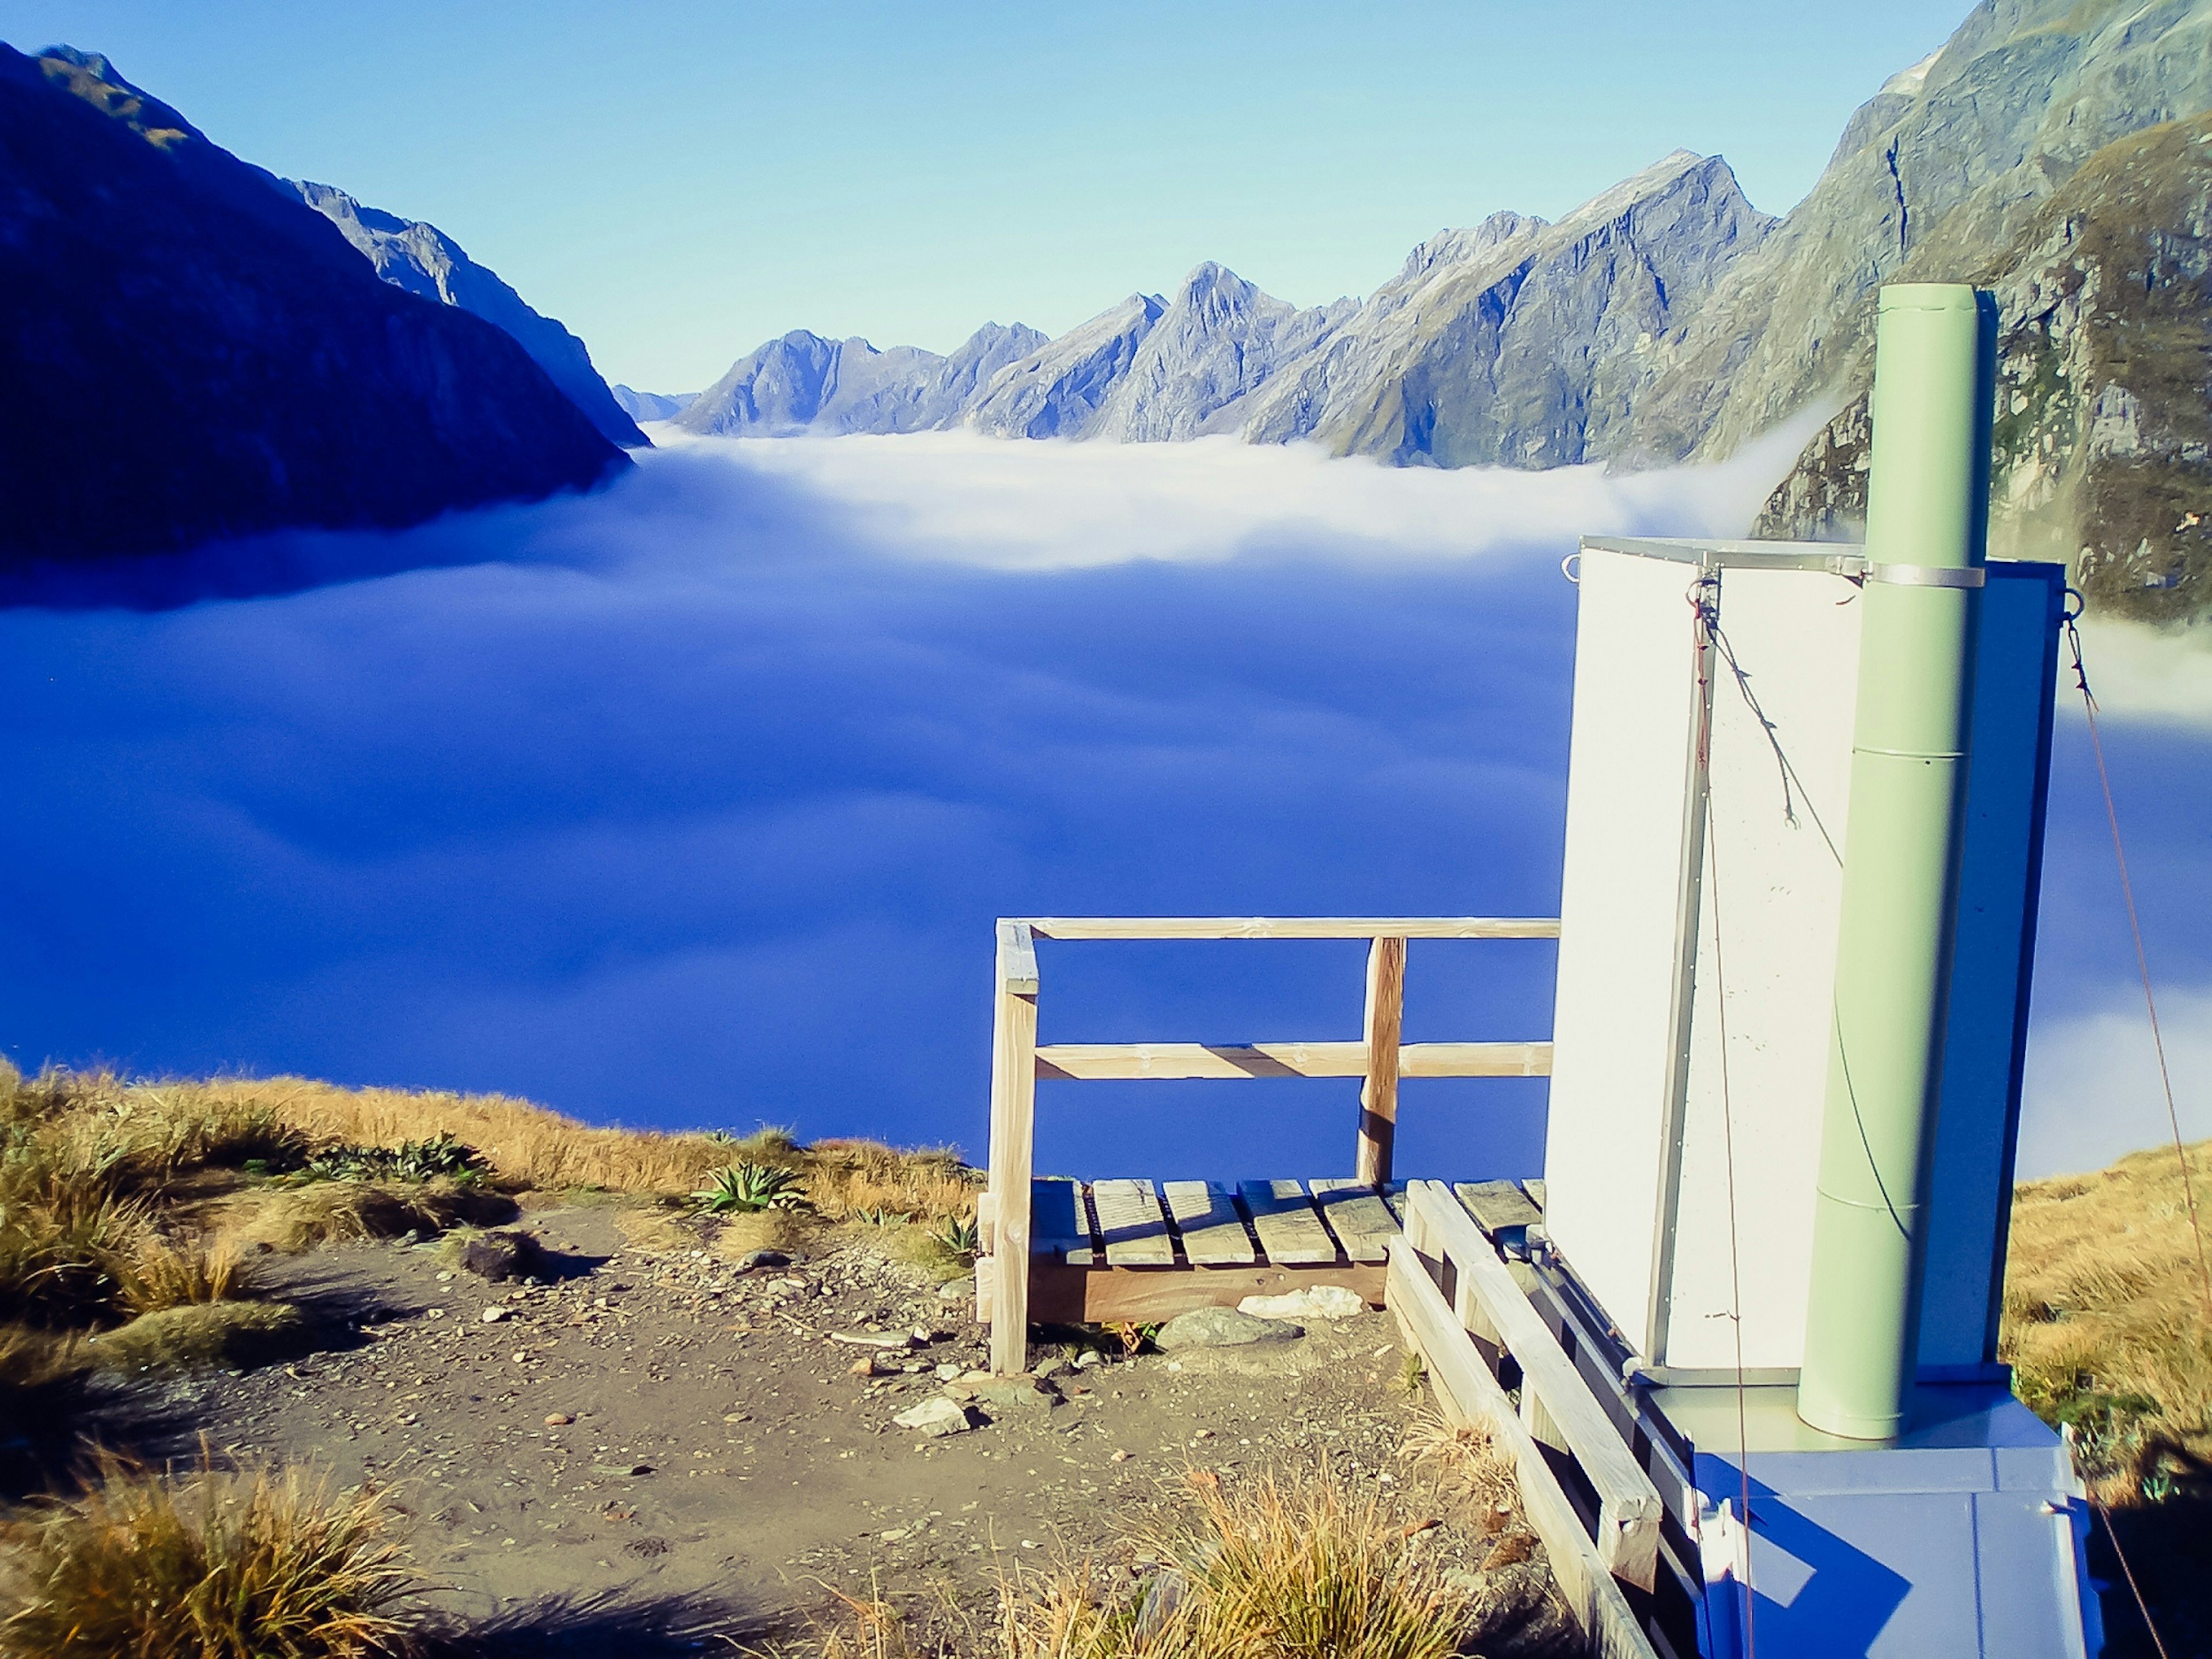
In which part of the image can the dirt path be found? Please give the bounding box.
[162,1207,1570,1653]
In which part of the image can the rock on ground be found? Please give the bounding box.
[1238,1286,1368,1321]
[1154,1306,1302,1350]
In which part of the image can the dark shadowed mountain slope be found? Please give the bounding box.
[293,181,647,449]
[0,46,627,567]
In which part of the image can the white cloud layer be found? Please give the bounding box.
[2063,615,2212,731]
[652,425,1811,569]
[2019,986,2212,1177]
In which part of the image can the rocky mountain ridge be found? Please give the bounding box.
[691,0,2212,615]
[293,181,646,450]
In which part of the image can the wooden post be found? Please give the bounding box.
[986,921,1039,1376]
[1356,936,1407,1184]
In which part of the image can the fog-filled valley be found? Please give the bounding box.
[2,433,2204,1182]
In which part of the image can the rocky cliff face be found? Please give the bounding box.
[294,181,647,449]
[1639,0,2212,470]
[0,46,627,567]
[1756,112,2212,619]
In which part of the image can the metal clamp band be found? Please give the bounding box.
[1865,562,1986,589]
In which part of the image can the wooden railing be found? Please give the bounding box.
[980,916,1558,1374]
[1392,1179,1662,1659]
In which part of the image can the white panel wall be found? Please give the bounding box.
[1543,550,1706,1358]
[1661,567,1862,1370]
[1546,550,2057,1376]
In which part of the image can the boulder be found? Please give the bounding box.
[1154,1306,1302,1351]
[893,1396,974,1438]
[969,1375,1060,1415]
[459,1229,545,1282]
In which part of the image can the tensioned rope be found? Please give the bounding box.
[2060,601,2205,1659]
[2060,605,2212,1317]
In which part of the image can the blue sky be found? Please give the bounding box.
[2,1,1960,389]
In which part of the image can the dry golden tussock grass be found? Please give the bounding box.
[2002,1135,2212,1502]
[998,1466,1484,1659]
[183,1074,741,1195]
[0,1455,417,1659]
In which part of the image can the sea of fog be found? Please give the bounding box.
[2,431,2208,1181]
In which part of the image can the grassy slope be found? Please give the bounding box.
[2002,1137,2212,1503]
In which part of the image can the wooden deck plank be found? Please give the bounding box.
[1308,1178,1401,1264]
[1092,1179,1176,1266]
[1161,1180,1256,1265]
[1030,1177,1092,1265]
[1455,1179,1543,1237]
[1239,1180,1339,1264]
[1522,1178,1547,1211]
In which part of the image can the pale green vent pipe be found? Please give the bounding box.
[1796,284,1996,1441]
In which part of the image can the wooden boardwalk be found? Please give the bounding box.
[982,1173,1545,1326]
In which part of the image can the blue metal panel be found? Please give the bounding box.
[1918,562,2066,1368]
[1684,1388,2090,1658]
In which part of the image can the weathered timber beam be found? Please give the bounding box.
[1018,916,1560,941]
[1410,1181,1662,1592]
[1033,1040,1552,1081]
[1387,1238,1659,1659]
[1356,937,1407,1184]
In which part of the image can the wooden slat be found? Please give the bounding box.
[984,930,1040,1376]
[1355,937,1407,1184]
[1455,1179,1543,1237]
[1308,1178,1400,1264]
[1239,1180,1339,1264]
[1021,916,1560,941]
[996,918,1039,994]
[1161,1180,1255,1265]
[1031,1177,1092,1266]
[1027,1262,1384,1325]
[1522,1177,1547,1211]
[1387,1240,1659,1659]
[1034,1040,1551,1081]
[1091,1179,1176,1266]
[1410,1181,1662,1592]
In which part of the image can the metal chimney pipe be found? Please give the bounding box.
[1797,283,1995,1441]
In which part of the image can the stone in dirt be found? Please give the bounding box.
[893,1396,974,1438]
[967,1375,1061,1414]
[1238,1285,1367,1321]
[544,1412,574,1426]
[1154,1306,1302,1350]
[459,1229,546,1282]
